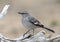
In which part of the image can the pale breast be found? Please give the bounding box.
[22,17,37,29]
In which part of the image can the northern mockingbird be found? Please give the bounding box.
[18,11,55,37]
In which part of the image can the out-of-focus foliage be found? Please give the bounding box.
[0,0,2,4]
[56,0,60,3]
[50,20,58,27]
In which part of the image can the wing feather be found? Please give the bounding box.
[29,17,44,27]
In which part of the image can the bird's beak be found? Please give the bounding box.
[18,12,28,14]
[18,12,23,14]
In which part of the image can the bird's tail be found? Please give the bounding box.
[40,25,55,33]
[42,26,55,33]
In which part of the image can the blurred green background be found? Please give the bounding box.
[0,0,60,39]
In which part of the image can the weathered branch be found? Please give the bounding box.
[0,30,60,42]
[0,5,10,19]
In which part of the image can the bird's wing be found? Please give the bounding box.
[29,17,44,27]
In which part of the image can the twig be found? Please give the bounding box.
[0,5,10,19]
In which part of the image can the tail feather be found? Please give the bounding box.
[42,26,55,33]
[39,24,55,33]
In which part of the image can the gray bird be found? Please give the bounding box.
[18,11,55,37]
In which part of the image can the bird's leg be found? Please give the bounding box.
[32,29,35,36]
[23,29,30,37]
